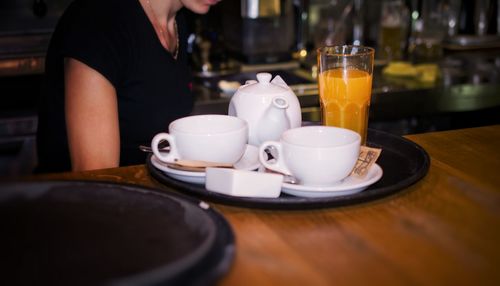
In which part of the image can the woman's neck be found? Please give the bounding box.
[146,0,179,27]
[141,0,181,56]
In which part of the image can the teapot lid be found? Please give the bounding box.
[239,72,289,95]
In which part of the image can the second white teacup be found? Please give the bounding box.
[151,115,248,165]
[259,126,361,186]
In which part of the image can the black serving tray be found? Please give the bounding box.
[0,180,234,286]
[147,129,430,210]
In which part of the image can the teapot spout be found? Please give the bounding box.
[256,96,291,144]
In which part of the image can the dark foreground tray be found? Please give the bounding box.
[147,129,430,210]
[0,181,234,286]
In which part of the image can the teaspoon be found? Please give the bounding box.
[139,145,170,153]
[283,175,300,185]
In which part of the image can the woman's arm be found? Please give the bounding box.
[64,58,120,171]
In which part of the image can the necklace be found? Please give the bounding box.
[145,0,179,59]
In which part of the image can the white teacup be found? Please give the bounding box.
[259,126,361,186]
[152,115,248,165]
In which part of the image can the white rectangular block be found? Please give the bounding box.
[205,168,283,198]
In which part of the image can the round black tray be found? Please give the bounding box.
[147,129,430,210]
[0,180,234,286]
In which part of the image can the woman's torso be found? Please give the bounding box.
[36,0,193,173]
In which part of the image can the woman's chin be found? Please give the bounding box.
[193,6,210,14]
[206,0,221,5]
[187,0,220,14]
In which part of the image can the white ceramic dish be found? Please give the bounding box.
[205,168,283,198]
[150,145,261,185]
[281,164,383,198]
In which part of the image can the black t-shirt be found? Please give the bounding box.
[36,0,193,173]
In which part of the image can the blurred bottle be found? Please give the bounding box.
[407,0,456,63]
[378,0,410,61]
[496,0,500,34]
[312,1,350,48]
[187,8,230,75]
[444,0,461,37]
[497,0,500,34]
[352,0,365,45]
[457,0,499,35]
[475,0,490,35]
[293,0,310,58]
[476,0,500,35]
[458,0,475,34]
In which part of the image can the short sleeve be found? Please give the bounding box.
[58,0,127,87]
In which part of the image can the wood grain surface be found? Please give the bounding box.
[27,125,500,286]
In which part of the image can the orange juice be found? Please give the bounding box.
[318,68,372,144]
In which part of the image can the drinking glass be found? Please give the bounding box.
[378,0,409,61]
[317,45,375,145]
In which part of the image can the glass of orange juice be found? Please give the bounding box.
[317,45,375,145]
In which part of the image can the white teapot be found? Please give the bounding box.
[228,72,302,146]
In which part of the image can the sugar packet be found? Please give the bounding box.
[351,146,382,177]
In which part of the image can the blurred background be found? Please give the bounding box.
[1,0,499,176]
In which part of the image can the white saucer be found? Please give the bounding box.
[150,144,261,185]
[281,164,383,198]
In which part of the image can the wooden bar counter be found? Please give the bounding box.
[31,125,500,285]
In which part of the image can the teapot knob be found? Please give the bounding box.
[256,72,272,84]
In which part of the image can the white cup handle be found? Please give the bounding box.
[151,133,179,163]
[258,141,292,176]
